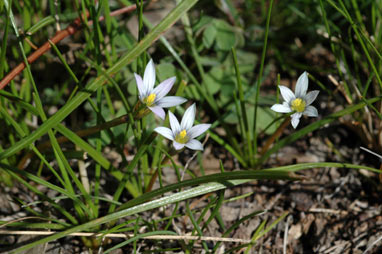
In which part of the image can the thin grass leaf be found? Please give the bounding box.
[33,92,91,221]
[48,40,79,83]
[212,210,265,252]
[253,0,274,158]
[1,164,78,225]
[0,90,39,115]
[0,2,11,77]
[108,131,157,213]
[104,230,177,254]
[326,0,382,88]
[244,212,288,253]
[232,48,252,161]
[254,212,288,242]
[186,201,210,252]
[202,190,226,231]
[208,130,247,167]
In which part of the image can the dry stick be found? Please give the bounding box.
[0,5,137,90]
[17,99,152,169]
[17,114,130,169]
[359,146,382,182]
[0,19,81,90]
[259,117,291,157]
[0,230,251,243]
[0,217,47,229]
[283,215,291,254]
[17,103,152,169]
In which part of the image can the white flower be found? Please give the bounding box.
[134,59,187,119]
[154,104,211,150]
[271,71,319,128]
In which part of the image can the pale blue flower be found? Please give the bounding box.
[154,104,211,150]
[134,59,187,119]
[271,71,319,128]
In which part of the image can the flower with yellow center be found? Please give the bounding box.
[175,130,189,144]
[291,98,306,113]
[270,71,319,128]
[134,59,187,119]
[154,104,211,150]
[143,93,156,107]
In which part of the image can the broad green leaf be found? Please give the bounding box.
[214,19,236,51]
[203,67,224,95]
[156,62,176,81]
[192,15,213,33]
[203,24,217,48]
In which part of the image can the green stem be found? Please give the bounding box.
[232,48,252,164]
[253,0,274,160]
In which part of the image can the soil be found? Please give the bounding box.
[2,124,382,253]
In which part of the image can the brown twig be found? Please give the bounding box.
[259,117,291,157]
[145,148,177,193]
[0,5,137,90]
[0,230,251,243]
[17,93,156,170]
[17,114,131,169]
[0,19,81,90]
[17,101,154,170]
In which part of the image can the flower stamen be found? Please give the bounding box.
[144,93,156,107]
[175,129,189,144]
[291,98,306,113]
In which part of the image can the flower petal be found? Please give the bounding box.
[279,86,295,103]
[154,127,174,141]
[156,96,187,108]
[148,106,165,120]
[291,112,302,129]
[169,111,181,134]
[304,105,318,117]
[173,141,185,150]
[304,90,319,105]
[143,59,156,94]
[181,103,196,130]
[270,103,291,113]
[295,71,308,98]
[152,77,176,100]
[185,139,204,151]
[188,124,211,139]
[134,73,145,97]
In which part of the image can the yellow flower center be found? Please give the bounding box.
[291,98,306,113]
[143,93,156,107]
[175,130,189,144]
